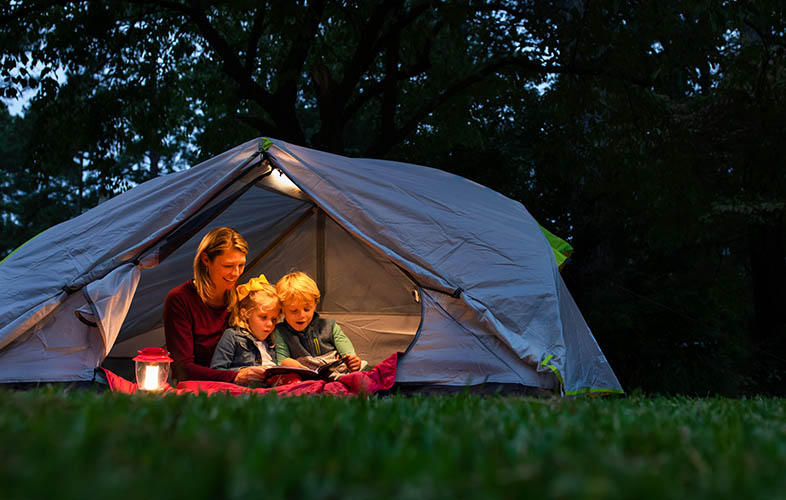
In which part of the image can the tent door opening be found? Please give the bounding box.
[109,179,422,369]
[240,201,423,366]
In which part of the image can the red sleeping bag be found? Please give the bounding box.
[103,352,399,397]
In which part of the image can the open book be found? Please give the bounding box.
[261,355,350,386]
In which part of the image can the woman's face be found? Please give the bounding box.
[201,248,246,296]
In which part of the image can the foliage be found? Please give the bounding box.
[509,1,786,395]
[2,389,786,500]
[0,0,572,249]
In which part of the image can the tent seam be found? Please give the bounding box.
[265,143,458,295]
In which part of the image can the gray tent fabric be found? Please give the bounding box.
[0,137,623,395]
[0,141,263,352]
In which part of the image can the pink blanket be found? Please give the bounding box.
[103,352,398,397]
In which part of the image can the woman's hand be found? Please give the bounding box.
[344,353,362,371]
[234,366,268,385]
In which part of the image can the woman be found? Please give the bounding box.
[163,226,265,384]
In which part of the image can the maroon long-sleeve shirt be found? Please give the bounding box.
[163,281,237,383]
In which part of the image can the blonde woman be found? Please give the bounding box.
[163,227,266,384]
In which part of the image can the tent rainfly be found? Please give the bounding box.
[0,138,622,395]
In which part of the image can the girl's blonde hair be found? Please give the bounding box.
[193,227,248,309]
[275,271,321,306]
[229,283,281,330]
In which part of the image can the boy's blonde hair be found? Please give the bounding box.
[276,271,321,306]
[192,226,248,309]
[229,283,281,330]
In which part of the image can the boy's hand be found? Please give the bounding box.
[344,353,362,371]
[281,357,308,369]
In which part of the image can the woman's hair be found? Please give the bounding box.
[275,271,321,306]
[229,283,281,330]
[193,227,248,308]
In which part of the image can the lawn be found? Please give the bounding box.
[2,388,785,500]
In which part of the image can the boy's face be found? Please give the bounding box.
[245,299,280,341]
[283,299,316,332]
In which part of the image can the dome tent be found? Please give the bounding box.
[0,138,622,395]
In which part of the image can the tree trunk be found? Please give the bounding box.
[149,150,160,178]
[748,216,786,342]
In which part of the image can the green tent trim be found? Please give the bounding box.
[540,354,565,394]
[541,353,625,397]
[539,225,573,270]
[0,228,50,267]
[565,387,626,396]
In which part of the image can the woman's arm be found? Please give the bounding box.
[234,366,268,385]
[164,290,237,383]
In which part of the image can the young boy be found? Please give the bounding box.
[273,271,363,372]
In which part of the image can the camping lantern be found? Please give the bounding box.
[132,347,173,392]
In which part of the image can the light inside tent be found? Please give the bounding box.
[264,168,307,199]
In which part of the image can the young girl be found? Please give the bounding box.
[209,274,281,377]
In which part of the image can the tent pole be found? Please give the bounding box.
[316,209,326,312]
[151,157,271,267]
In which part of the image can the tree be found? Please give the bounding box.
[0,0,607,254]
[516,1,786,394]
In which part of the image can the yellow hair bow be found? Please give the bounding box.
[236,274,269,301]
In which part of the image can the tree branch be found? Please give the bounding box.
[146,1,274,106]
[380,31,400,141]
[569,0,592,70]
[0,0,73,26]
[277,0,326,102]
[345,12,441,120]
[365,55,653,156]
[237,113,276,133]
[245,2,268,72]
[333,0,406,104]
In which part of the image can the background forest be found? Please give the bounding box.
[1,1,784,396]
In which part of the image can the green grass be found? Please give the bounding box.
[1,389,785,500]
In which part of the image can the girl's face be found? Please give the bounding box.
[245,298,280,341]
[283,299,317,332]
[201,249,246,296]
